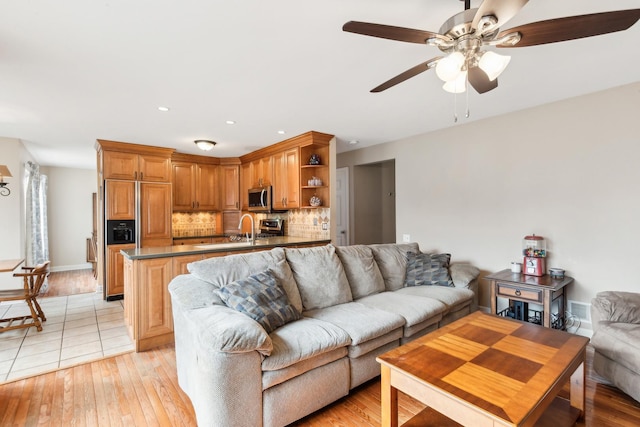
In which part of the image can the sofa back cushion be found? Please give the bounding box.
[187,247,303,313]
[285,244,352,311]
[335,245,385,299]
[368,243,420,291]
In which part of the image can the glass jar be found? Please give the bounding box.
[522,234,546,257]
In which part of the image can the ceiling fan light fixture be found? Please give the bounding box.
[443,70,467,93]
[194,140,217,151]
[435,52,465,82]
[478,51,511,81]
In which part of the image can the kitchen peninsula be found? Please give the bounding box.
[121,236,330,351]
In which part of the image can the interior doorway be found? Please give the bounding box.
[353,160,396,244]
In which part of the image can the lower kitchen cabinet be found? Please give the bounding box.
[106,243,135,299]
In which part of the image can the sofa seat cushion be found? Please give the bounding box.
[187,247,303,313]
[369,243,420,291]
[262,317,351,372]
[285,244,353,310]
[304,302,405,355]
[591,322,640,374]
[262,347,347,390]
[356,292,446,335]
[394,286,474,312]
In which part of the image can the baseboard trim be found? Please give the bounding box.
[49,263,93,273]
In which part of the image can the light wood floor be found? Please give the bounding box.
[42,269,98,297]
[1,343,639,426]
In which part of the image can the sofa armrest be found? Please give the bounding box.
[591,291,640,331]
[450,263,480,289]
[169,274,273,356]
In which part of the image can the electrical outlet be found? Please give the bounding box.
[402,234,411,243]
[313,218,318,226]
[321,222,328,230]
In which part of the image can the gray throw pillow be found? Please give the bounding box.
[404,252,453,287]
[215,269,301,333]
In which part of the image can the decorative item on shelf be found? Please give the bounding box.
[510,262,522,273]
[309,194,322,207]
[549,268,565,279]
[522,234,546,277]
[0,165,12,197]
[307,176,323,186]
[308,154,320,165]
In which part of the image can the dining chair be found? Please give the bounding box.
[0,261,50,333]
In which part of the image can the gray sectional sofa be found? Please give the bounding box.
[590,291,640,403]
[168,242,480,427]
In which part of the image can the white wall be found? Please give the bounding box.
[45,166,97,271]
[338,82,640,323]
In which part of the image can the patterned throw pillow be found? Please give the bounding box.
[404,252,453,287]
[216,269,301,333]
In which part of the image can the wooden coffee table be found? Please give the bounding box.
[377,311,590,427]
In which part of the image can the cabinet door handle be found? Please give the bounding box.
[515,289,521,296]
[134,171,137,180]
[140,172,143,180]
[196,201,199,208]
[235,201,239,209]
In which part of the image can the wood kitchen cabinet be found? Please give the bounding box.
[102,150,172,182]
[273,147,300,210]
[105,180,135,219]
[124,256,174,351]
[220,162,240,210]
[240,162,252,210]
[106,243,135,297]
[171,153,220,212]
[251,156,273,188]
[140,182,172,247]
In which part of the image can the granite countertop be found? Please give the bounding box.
[121,236,330,260]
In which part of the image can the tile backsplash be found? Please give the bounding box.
[173,208,330,240]
[172,212,217,237]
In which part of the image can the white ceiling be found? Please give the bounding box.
[1,0,639,169]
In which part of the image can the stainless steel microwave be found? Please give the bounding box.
[248,186,272,212]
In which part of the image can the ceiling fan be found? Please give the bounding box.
[343,0,640,94]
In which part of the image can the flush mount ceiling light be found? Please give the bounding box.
[343,0,640,95]
[194,140,217,151]
[225,120,236,125]
[158,106,170,112]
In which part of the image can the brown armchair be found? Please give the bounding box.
[0,261,50,333]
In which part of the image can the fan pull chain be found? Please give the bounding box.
[465,77,470,118]
[453,91,458,123]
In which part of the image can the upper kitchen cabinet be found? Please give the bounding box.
[251,156,273,188]
[239,131,333,210]
[97,140,174,182]
[171,153,220,212]
[273,147,299,210]
[220,159,241,211]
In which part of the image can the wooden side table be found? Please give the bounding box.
[485,269,574,329]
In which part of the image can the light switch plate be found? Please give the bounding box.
[321,222,328,230]
[402,234,411,243]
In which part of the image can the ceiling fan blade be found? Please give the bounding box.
[343,21,449,44]
[472,0,529,31]
[496,9,640,48]
[468,67,498,94]
[371,57,443,93]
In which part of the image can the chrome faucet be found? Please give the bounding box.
[238,213,255,245]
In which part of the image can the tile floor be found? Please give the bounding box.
[0,292,134,383]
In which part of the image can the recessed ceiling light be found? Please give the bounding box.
[225,120,236,125]
[349,140,360,145]
[158,106,170,112]
[277,130,286,135]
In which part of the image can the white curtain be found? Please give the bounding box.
[25,161,49,278]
